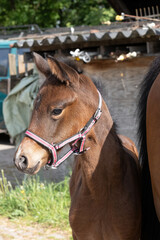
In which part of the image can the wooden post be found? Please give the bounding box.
[18,55,25,74]
[99,45,105,56]
[148,7,151,16]
[7,78,11,94]
[156,5,159,18]
[8,54,17,76]
[139,8,142,17]
[143,8,147,16]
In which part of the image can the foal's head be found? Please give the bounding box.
[14,53,100,174]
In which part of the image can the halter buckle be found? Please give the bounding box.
[44,164,57,170]
[51,165,57,169]
[44,164,51,170]
[93,108,102,121]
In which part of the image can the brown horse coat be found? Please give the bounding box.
[138,56,160,240]
[147,73,160,220]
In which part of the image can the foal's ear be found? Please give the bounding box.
[47,56,79,86]
[33,52,51,79]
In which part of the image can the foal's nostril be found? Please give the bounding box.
[18,155,28,170]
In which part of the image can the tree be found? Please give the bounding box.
[0,0,116,28]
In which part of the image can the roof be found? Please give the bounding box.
[11,22,160,51]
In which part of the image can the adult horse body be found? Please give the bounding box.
[14,53,141,240]
[138,56,160,240]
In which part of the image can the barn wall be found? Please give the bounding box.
[84,56,155,148]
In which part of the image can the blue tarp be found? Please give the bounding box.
[0,91,7,129]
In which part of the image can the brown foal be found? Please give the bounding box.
[14,53,141,240]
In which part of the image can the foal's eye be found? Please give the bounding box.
[52,108,63,116]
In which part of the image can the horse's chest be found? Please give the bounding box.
[70,188,94,222]
[69,170,111,238]
[69,189,108,238]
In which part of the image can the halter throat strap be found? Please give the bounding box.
[25,90,102,169]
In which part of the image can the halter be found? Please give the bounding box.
[25,90,102,169]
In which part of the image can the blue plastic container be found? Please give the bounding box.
[0,91,7,129]
[0,40,17,129]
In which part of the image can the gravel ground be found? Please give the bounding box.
[0,217,71,240]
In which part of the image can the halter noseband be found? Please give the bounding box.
[25,90,102,169]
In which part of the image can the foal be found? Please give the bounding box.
[14,53,141,240]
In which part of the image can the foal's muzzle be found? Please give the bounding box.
[14,154,40,174]
[14,155,28,171]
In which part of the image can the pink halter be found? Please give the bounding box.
[25,90,102,169]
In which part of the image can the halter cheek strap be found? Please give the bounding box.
[25,90,102,169]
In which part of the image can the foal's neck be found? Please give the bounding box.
[77,101,125,198]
